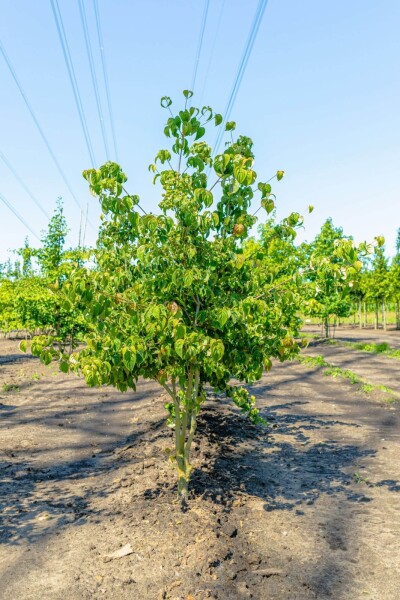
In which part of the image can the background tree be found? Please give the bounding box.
[391,228,400,329]
[365,239,389,329]
[302,218,361,337]
[0,201,88,343]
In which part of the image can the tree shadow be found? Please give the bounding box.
[185,405,374,512]
[0,352,37,365]
[0,415,166,546]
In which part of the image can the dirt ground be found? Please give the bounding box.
[1,330,400,600]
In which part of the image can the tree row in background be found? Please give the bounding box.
[0,199,88,350]
[1,210,399,341]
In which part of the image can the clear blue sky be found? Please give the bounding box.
[1,0,399,262]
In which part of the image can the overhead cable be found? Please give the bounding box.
[190,0,210,94]
[0,191,40,241]
[78,0,110,160]
[213,0,269,157]
[199,0,226,107]
[93,0,119,162]
[50,0,97,167]
[0,37,89,218]
[0,150,50,219]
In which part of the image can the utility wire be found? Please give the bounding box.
[93,0,119,162]
[213,0,269,157]
[0,37,91,220]
[78,0,110,160]
[0,150,50,219]
[50,0,96,167]
[190,0,210,94]
[199,0,226,107]
[0,191,40,241]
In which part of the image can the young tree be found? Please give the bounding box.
[391,228,400,329]
[303,219,362,337]
[17,237,34,278]
[367,240,389,329]
[26,92,359,502]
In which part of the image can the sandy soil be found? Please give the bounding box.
[0,333,400,600]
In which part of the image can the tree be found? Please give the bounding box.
[27,91,358,502]
[0,202,88,342]
[36,197,68,283]
[391,228,400,329]
[17,237,34,278]
[303,219,362,337]
[366,239,389,329]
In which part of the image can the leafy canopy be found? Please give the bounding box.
[27,91,309,499]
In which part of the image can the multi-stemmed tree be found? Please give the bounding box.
[27,91,308,501]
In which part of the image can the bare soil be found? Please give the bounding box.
[1,332,400,600]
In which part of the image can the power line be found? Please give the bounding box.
[0,150,50,219]
[0,191,40,241]
[78,0,110,160]
[213,0,269,157]
[199,0,226,107]
[190,0,210,94]
[93,0,119,162]
[50,0,97,167]
[0,36,89,218]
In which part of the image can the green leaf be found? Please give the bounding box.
[175,338,185,358]
[276,170,285,181]
[233,166,248,185]
[214,113,223,126]
[175,323,186,339]
[211,340,224,362]
[194,188,213,207]
[217,308,229,327]
[308,205,314,213]
[195,126,206,140]
[258,182,272,196]
[41,351,53,366]
[122,348,137,371]
[213,154,231,176]
[183,89,193,99]
[262,198,275,213]
[264,357,272,371]
[19,340,27,353]
[183,270,194,288]
[225,121,236,131]
[60,361,69,373]
[161,96,172,108]
[179,110,190,123]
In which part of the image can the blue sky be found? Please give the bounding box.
[1,0,399,262]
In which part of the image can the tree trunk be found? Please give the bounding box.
[358,299,362,329]
[374,302,379,330]
[396,300,400,330]
[164,368,201,505]
[176,455,192,501]
[324,318,329,338]
[382,300,387,331]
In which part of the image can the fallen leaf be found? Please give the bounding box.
[105,543,134,560]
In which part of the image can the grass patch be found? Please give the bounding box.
[337,340,400,361]
[297,354,329,368]
[297,354,398,401]
[324,366,360,385]
[304,337,400,362]
[2,383,20,392]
